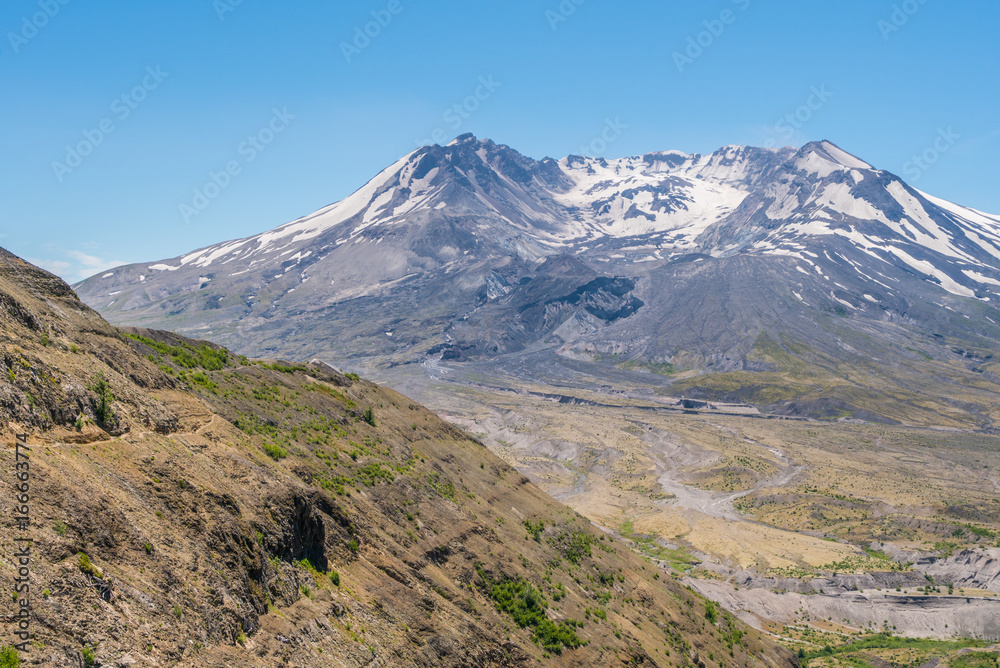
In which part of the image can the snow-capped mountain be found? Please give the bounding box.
[76,135,1000,424]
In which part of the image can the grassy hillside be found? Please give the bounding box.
[0,248,797,666]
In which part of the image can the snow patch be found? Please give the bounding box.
[962,270,1000,287]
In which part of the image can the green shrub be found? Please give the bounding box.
[233,412,279,437]
[81,646,96,667]
[705,600,718,624]
[262,441,288,460]
[356,463,394,486]
[331,571,341,587]
[78,553,102,579]
[345,372,361,382]
[477,568,584,654]
[0,646,19,668]
[362,407,376,427]
[189,372,218,392]
[525,519,545,543]
[554,530,594,565]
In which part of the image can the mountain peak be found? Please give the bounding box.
[77,134,1000,344]
[447,132,481,146]
[794,139,872,174]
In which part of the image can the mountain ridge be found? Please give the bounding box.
[74,136,1000,428]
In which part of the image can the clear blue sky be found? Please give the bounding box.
[1,0,997,282]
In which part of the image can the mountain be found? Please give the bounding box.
[0,247,798,666]
[75,136,1000,428]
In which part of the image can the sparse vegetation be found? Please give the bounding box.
[525,519,545,542]
[77,553,102,579]
[124,332,228,371]
[798,633,987,666]
[951,653,1000,668]
[261,440,288,460]
[477,567,585,654]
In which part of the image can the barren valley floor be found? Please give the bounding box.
[373,356,1000,649]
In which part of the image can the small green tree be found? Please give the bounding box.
[92,372,115,427]
[362,407,376,427]
[705,600,718,624]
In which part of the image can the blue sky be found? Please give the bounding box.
[1,0,997,282]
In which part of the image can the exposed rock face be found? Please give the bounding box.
[1,247,798,667]
[692,579,1000,642]
[925,548,1000,592]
